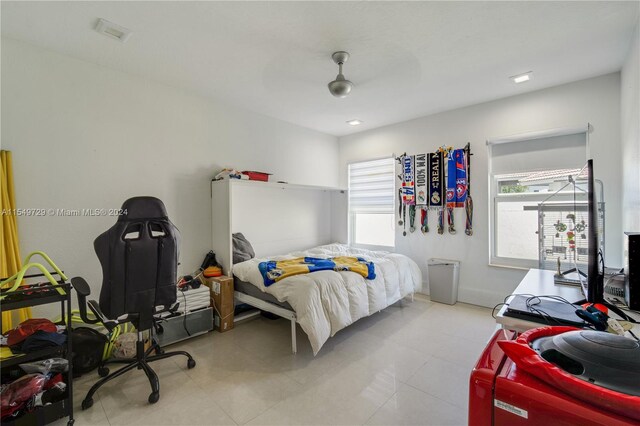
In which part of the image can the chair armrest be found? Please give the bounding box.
[71,277,102,326]
[87,300,119,331]
[71,277,121,332]
[71,276,91,297]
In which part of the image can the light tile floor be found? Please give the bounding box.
[60,297,497,426]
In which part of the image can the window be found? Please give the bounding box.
[348,157,395,248]
[489,129,588,268]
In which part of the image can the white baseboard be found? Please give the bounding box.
[416,281,505,309]
[458,287,506,308]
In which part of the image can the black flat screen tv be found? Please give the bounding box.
[581,159,605,303]
[539,159,605,303]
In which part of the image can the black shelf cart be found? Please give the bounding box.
[1,278,74,426]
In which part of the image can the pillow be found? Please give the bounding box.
[232,233,255,264]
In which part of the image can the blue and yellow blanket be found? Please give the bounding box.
[258,256,376,287]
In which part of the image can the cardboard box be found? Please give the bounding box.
[204,275,234,332]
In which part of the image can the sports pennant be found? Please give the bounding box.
[447,149,467,208]
[415,153,428,206]
[401,155,415,205]
[446,150,456,208]
[428,152,444,208]
[454,148,468,208]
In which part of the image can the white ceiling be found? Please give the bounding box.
[2,1,638,137]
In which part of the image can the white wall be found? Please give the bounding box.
[2,36,630,314]
[1,38,339,308]
[621,21,640,235]
[339,73,622,307]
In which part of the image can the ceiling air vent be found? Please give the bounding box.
[95,18,132,42]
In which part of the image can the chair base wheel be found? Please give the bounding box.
[98,366,109,377]
[81,398,93,410]
[67,420,75,426]
[148,391,160,404]
[187,358,196,369]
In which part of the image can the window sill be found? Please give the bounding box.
[350,243,395,252]
[488,263,531,271]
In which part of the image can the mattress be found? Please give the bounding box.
[233,243,421,354]
[233,276,294,311]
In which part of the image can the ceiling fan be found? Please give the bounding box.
[328,51,353,98]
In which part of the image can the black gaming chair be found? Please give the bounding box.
[72,197,195,409]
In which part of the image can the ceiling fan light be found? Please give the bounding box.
[328,79,353,98]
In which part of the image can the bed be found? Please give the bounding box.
[233,243,422,355]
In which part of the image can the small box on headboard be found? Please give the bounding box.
[241,171,271,182]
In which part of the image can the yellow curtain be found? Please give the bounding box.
[1,150,32,333]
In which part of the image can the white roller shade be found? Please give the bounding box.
[348,157,395,213]
[490,133,587,175]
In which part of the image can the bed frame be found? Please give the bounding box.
[235,290,414,354]
[211,179,347,354]
[234,291,298,353]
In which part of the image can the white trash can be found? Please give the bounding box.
[427,258,460,305]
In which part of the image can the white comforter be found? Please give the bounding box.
[233,243,421,354]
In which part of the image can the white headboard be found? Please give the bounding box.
[211,179,348,275]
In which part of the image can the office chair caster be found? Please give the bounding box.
[81,398,93,410]
[148,391,160,404]
[67,420,75,426]
[98,366,110,377]
[187,358,196,369]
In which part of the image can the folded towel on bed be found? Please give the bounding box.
[258,256,375,286]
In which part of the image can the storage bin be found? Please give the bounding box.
[155,307,213,346]
[427,258,460,305]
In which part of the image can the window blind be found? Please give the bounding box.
[490,133,587,175]
[348,157,395,213]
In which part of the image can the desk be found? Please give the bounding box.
[496,268,640,334]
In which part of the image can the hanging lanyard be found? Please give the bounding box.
[464,145,473,236]
[402,203,407,236]
[437,209,444,235]
[398,189,404,226]
[447,207,456,234]
[409,205,416,233]
[421,208,429,234]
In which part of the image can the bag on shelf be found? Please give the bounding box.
[0,374,47,420]
[19,358,69,374]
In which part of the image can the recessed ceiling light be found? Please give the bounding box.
[95,18,132,42]
[346,119,363,126]
[510,72,532,84]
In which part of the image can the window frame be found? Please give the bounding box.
[487,125,590,269]
[490,172,577,269]
[347,156,396,250]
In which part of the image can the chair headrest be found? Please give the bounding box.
[117,197,168,221]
